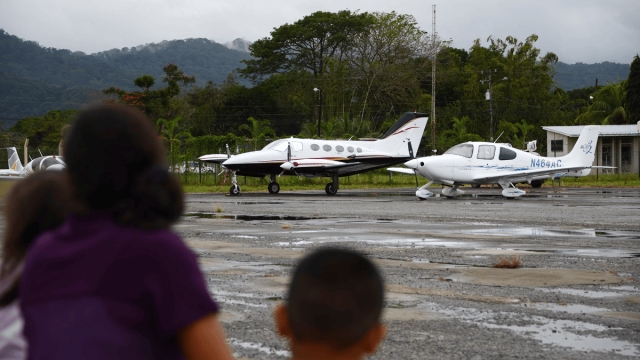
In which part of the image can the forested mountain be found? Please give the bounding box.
[0,29,251,127]
[553,61,630,90]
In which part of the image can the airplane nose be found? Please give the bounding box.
[404,159,419,169]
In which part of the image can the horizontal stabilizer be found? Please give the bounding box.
[199,154,232,164]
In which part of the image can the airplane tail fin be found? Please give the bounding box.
[562,126,599,167]
[7,147,23,173]
[373,112,429,156]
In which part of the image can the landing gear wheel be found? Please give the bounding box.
[530,179,544,188]
[268,182,280,194]
[471,183,481,188]
[229,184,240,196]
[325,183,338,195]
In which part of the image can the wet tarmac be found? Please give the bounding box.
[177,186,640,359]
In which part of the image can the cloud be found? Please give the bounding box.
[1,0,638,63]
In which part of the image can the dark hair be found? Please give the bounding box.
[64,104,183,228]
[0,171,69,306]
[286,248,384,348]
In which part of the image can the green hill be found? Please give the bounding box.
[0,29,251,127]
[553,61,630,90]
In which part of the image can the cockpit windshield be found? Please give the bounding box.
[443,143,474,158]
[262,140,289,152]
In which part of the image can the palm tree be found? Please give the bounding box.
[239,117,276,150]
[575,82,628,125]
[157,117,191,169]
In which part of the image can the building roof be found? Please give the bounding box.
[543,125,640,137]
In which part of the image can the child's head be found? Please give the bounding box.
[64,104,183,228]
[275,248,385,357]
[0,171,69,306]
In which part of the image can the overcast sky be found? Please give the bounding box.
[1,0,638,64]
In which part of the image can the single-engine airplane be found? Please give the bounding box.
[0,147,66,178]
[388,125,609,199]
[199,112,429,195]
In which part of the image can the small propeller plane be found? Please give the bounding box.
[199,112,429,195]
[0,147,66,179]
[388,125,609,199]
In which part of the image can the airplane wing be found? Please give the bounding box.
[198,154,231,164]
[0,169,20,176]
[387,167,415,175]
[281,159,362,174]
[472,166,604,183]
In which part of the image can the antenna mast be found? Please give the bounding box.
[430,4,437,154]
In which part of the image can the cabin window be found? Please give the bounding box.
[499,147,517,160]
[336,145,344,153]
[477,145,495,160]
[323,144,332,152]
[291,142,303,151]
[347,146,355,153]
[444,143,473,158]
[310,144,320,151]
[551,140,563,152]
[264,140,289,152]
[356,147,363,153]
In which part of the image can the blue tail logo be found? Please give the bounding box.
[580,140,593,155]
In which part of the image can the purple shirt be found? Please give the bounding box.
[20,213,218,360]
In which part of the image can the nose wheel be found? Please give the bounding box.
[229,171,240,196]
[268,182,280,194]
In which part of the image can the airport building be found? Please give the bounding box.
[543,123,640,175]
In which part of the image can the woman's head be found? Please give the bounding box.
[1,171,68,306]
[64,104,183,228]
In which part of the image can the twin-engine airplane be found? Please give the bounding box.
[0,147,66,178]
[388,125,608,199]
[199,112,429,195]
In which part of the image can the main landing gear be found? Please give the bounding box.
[325,174,339,195]
[268,174,280,194]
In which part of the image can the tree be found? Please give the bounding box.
[441,116,482,150]
[239,10,373,81]
[239,117,276,150]
[575,81,628,125]
[134,75,155,92]
[345,12,434,122]
[626,55,640,122]
[157,116,191,169]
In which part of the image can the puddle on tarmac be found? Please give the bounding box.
[557,249,639,258]
[229,338,290,357]
[536,288,637,299]
[428,304,639,356]
[516,303,611,315]
[465,227,596,237]
[184,212,324,221]
[274,240,314,246]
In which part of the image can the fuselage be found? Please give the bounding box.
[25,155,66,174]
[222,138,411,177]
[412,142,589,185]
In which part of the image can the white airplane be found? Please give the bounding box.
[199,112,429,195]
[0,147,66,178]
[388,125,609,199]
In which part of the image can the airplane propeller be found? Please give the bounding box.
[407,140,419,188]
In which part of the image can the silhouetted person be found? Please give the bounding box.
[19,105,234,360]
[0,172,69,359]
[274,248,386,360]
